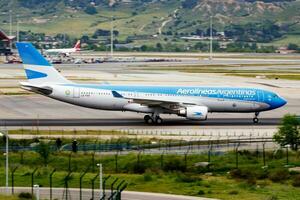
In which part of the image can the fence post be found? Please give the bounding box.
[68,153,72,172]
[263,142,266,167]
[49,168,56,200]
[110,178,119,198]
[91,152,95,173]
[101,175,111,200]
[160,152,164,169]
[11,166,18,194]
[235,143,240,169]
[117,183,128,200]
[79,168,88,200]
[115,151,119,173]
[62,172,72,200]
[91,173,99,200]
[31,168,38,198]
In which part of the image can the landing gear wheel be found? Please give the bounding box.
[155,117,163,125]
[253,117,259,124]
[144,115,154,124]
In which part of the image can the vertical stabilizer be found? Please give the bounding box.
[16,42,71,84]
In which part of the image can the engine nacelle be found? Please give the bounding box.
[179,106,208,120]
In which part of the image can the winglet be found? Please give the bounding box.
[112,91,124,98]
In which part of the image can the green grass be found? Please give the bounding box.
[271,34,300,46]
[0,194,18,200]
[1,150,300,199]
[226,73,300,81]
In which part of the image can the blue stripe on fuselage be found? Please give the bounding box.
[62,84,263,102]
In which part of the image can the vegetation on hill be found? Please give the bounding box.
[1,0,300,50]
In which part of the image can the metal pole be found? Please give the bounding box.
[31,168,38,197]
[79,169,88,200]
[101,175,111,199]
[110,16,114,58]
[16,15,19,42]
[263,143,266,166]
[111,178,119,197]
[210,16,213,58]
[5,131,9,195]
[49,169,56,200]
[97,163,103,199]
[34,185,39,200]
[9,10,12,49]
[286,146,289,166]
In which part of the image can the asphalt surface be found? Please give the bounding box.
[0,117,281,127]
[0,187,216,200]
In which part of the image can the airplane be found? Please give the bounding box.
[44,40,81,56]
[16,42,287,125]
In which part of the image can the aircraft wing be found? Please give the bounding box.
[111,90,198,110]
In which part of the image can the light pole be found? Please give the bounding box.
[16,14,19,42]
[34,184,40,200]
[9,9,12,49]
[209,15,213,61]
[110,16,114,59]
[97,163,103,199]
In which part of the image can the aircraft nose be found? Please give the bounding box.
[280,97,287,107]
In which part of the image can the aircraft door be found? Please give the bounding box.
[253,90,262,109]
[73,87,80,98]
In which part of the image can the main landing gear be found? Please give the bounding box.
[144,115,163,125]
[253,112,260,124]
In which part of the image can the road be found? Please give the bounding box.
[0,187,217,200]
[0,118,281,127]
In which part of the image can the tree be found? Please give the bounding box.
[37,141,52,166]
[273,114,300,151]
[84,5,98,15]
[288,43,299,50]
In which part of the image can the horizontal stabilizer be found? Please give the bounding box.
[20,82,53,95]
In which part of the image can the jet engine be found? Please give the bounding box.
[178,106,208,120]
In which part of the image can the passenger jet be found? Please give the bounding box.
[45,40,81,55]
[16,42,287,124]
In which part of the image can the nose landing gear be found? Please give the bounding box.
[144,114,163,125]
[253,112,260,124]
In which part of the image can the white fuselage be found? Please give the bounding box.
[46,84,271,114]
[45,48,78,54]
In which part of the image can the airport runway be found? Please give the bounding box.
[0,118,281,127]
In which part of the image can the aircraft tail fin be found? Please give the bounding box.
[74,40,81,51]
[16,42,71,84]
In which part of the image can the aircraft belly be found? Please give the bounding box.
[203,99,259,112]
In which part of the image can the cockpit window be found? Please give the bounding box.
[273,94,278,98]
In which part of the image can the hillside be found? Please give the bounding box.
[0,0,300,46]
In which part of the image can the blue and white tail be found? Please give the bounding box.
[16,42,71,84]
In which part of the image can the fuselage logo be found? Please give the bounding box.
[65,90,71,96]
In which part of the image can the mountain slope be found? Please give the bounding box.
[0,0,299,45]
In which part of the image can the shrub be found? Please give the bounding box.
[143,171,153,182]
[198,190,205,195]
[230,168,253,179]
[268,168,289,182]
[267,195,278,200]
[176,172,200,183]
[292,175,300,187]
[228,190,239,195]
[247,177,257,186]
[18,192,32,199]
[133,162,147,174]
[163,158,186,172]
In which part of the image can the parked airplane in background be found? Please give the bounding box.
[45,40,81,56]
[16,42,287,124]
